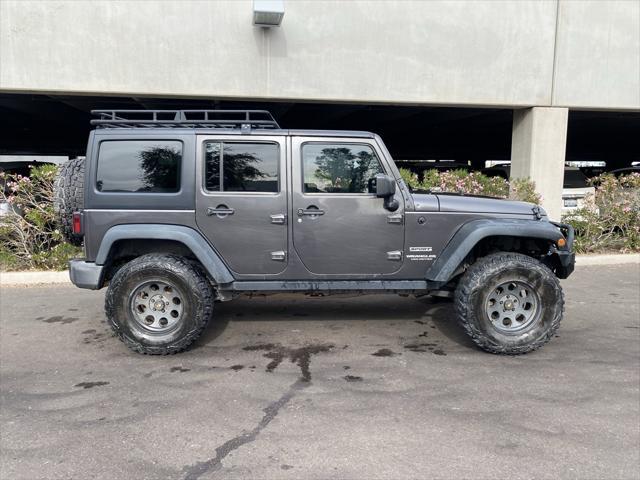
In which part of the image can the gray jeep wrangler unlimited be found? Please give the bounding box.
[56,110,575,355]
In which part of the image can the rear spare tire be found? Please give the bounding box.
[53,157,84,246]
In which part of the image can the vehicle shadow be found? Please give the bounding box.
[422,298,477,350]
[197,294,477,351]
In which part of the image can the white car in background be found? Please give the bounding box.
[560,167,595,213]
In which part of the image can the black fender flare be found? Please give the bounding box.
[425,218,564,283]
[95,224,235,284]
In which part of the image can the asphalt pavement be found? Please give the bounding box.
[1,264,639,480]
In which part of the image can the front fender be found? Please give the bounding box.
[425,218,567,283]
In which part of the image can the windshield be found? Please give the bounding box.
[563,169,589,188]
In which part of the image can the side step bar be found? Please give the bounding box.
[228,280,430,293]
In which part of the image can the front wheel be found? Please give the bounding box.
[454,252,564,354]
[105,254,214,355]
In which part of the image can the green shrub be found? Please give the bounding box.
[563,173,640,253]
[509,177,542,205]
[399,167,540,204]
[421,169,510,198]
[0,165,81,270]
[399,167,420,190]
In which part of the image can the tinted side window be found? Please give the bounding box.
[96,140,182,193]
[302,143,384,194]
[204,142,279,193]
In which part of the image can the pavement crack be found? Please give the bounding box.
[182,379,308,480]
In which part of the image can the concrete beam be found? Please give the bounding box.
[510,107,568,221]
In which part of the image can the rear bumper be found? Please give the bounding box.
[69,259,104,290]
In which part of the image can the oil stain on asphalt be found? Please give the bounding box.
[82,331,109,346]
[42,316,78,324]
[74,381,109,389]
[404,342,447,356]
[170,366,190,373]
[242,343,334,382]
[372,348,398,357]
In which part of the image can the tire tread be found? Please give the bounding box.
[53,158,85,246]
[454,252,564,355]
[105,254,214,355]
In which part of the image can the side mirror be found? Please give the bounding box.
[375,174,399,212]
[375,174,396,198]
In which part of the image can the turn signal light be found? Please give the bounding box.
[557,238,566,248]
[72,212,82,235]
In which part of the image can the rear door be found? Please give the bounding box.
[195,135,288,275]
[291,136,405,275]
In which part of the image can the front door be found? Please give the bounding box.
[291,137,405,275]
[195,136,288,275]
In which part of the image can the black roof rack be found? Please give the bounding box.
[90,110,281,130]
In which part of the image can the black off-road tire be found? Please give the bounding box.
[53,157,84,246]
[454,252,564,355]
[105,254,214,355]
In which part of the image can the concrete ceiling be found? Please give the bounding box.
[0,93,637,168]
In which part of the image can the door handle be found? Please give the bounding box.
[297,208,325,216]
[387,213,404,224]
[270,213,287,224]
[207,205,235,217]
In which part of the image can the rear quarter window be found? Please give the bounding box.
[96,140,182,193]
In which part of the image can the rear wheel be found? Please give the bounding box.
[454,252,563,354]
[105,254,214,355]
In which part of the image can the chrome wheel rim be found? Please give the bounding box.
[129,280,184,333]
[485,280,540,334]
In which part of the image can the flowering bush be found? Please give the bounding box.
[399,168,541,204]
[563,173,640,253]
[0,165,80,270]
[509,178,542,205]
[399,168,639,253]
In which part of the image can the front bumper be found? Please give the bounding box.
[554,250,575,279]
[69,259,104,290]
[550,221,576,279]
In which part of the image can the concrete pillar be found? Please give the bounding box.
[510,107,568,221]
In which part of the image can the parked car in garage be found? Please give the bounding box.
[482,163,595,215]
[609,166,640,177]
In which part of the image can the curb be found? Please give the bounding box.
[1,254,638,287]
[575,253,640,266]
[1,270,70,286]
